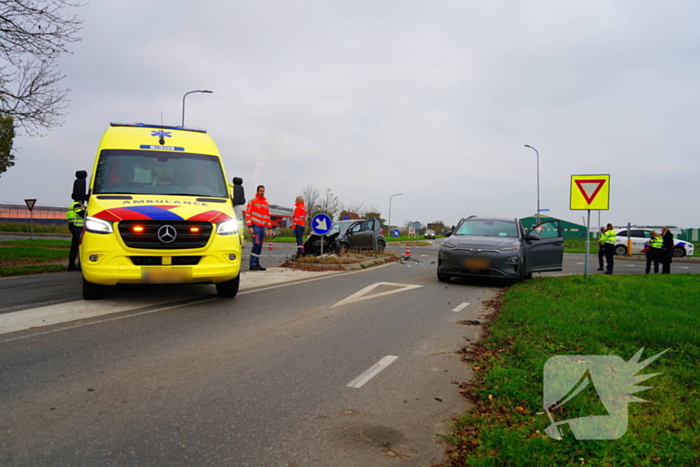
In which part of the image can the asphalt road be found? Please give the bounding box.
[1,244,496,466]
[1,240,699,466]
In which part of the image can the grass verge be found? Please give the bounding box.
[437,274,699,467]
[0,239,71,276]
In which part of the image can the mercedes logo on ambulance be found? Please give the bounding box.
[157,225,177,243]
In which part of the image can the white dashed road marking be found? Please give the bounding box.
[452,302,470,312]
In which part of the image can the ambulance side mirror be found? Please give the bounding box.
[232,177,245,206]
[72,170,89,201]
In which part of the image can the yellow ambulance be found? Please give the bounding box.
[72,123,245,300]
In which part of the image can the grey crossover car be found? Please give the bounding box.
[437,216,563,282]
[304,218,386,255]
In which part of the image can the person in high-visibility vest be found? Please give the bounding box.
[66,200,85,271]
[596,227,606,271]
[292,196,307,257]
[600,223,617,274]
[245,185,272,271]
[645,231,663,274]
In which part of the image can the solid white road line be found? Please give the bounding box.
[346,355,399,389]
[452,302,470,312]
[0,265,393,339]
[0,297,188,335]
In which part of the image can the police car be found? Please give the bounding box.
[613,228,694,257]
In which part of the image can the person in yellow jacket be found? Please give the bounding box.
[66,200,85,271]
[292,196,307,257]
[600,223,616,274]
[245,185,272,271]
[645,231,663,274]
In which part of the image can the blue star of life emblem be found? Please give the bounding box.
[151,130,172,139]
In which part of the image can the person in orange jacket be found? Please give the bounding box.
[245,185,272,270]
[292,196,307,256]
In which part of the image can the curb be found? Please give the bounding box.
[285,255,395,271]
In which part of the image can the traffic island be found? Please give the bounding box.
[281,253,399,271]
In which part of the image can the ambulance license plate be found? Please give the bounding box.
[142,267,192,283]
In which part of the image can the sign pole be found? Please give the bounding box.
[30,209,34,240]
[584,210,591,279]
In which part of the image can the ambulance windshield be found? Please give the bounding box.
[93,150,228,198]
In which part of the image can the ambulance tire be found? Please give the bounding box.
[216,274,240,298]
[82,277,104,300]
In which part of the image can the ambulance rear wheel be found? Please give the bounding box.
[216,274,240,298]
[82,278,104,300]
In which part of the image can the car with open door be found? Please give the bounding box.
[436,216,563,283]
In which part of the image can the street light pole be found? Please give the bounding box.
[388,193,403,232]
[524,145,540,224]
[182,90,213,127]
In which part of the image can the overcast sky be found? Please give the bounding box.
[2,0,699,228]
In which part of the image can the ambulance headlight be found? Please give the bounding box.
[216,220,239,235]
[85,216,114,234]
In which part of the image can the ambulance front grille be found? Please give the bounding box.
[118,221,212,249]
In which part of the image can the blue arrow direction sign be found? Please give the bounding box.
[311,213,333,235]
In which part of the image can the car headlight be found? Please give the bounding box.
[442,242,455,249]
[216,220,239,235]
[505,256,520,263]
[85,216,113,234]
[498,247,519,252]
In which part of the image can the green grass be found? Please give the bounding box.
[439,274,699,467]
[0,239,71,276]
[387,235,440,242]
[0,245,69,263]
[0,221,69,234]
[1,239,71,248]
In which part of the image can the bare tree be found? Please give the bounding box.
[0,0,83,136]
[317,188,340,219]
[340,201,364,217]
[301,185,321,216]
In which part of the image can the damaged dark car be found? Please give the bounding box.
[303,218,386,255]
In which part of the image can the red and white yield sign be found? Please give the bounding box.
[24,199,37,211]
[570,175,610,210]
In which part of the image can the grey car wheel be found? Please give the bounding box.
[614,245,627,256]
[672,247,685,258]
[376,239,386,253]
[437,271,451,283]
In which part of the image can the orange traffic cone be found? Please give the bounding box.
[405,244,411,256]
[268,241,274,251]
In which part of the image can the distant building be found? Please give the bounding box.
[339,211,361,220]
[1,203,65,225]
[269,204,293,229]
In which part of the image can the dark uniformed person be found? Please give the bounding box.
[600,223,616,275]
[645,231,663,274]
[66,200,85,271]
[660,226,674,274]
